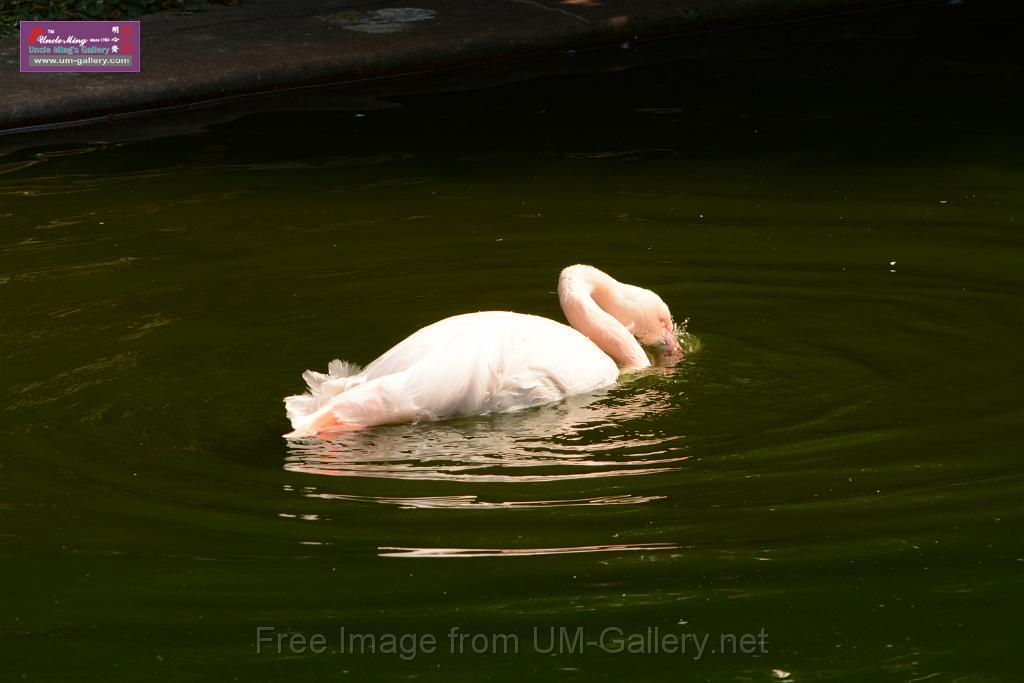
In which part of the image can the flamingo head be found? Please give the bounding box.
[629,289,682,358]
[559,264,685,367]
[597,280,682,358]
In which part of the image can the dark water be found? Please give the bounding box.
[2,3,1023,680]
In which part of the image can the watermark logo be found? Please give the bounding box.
[254,625,770,662]
[20,21,140,73]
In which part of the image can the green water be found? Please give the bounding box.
[2,4,1023,680]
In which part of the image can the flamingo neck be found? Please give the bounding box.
[558,265,651,369]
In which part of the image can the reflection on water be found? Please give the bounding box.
[306,492,665,509]
[378,542,680,558]
[284,373,689,496]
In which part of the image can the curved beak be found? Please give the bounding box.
[662,327,682,355]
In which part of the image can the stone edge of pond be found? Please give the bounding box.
[0,0,927,134]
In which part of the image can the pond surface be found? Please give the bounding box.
[2,3,1022,680]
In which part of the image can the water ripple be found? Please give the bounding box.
[307,492,665,509]
[378,542,679,558]
[284,379,689,493]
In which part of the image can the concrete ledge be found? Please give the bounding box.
[1,0,926,132]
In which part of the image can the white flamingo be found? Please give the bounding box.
[284,265,682,437]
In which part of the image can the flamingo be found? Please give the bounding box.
[284,264,682,437]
